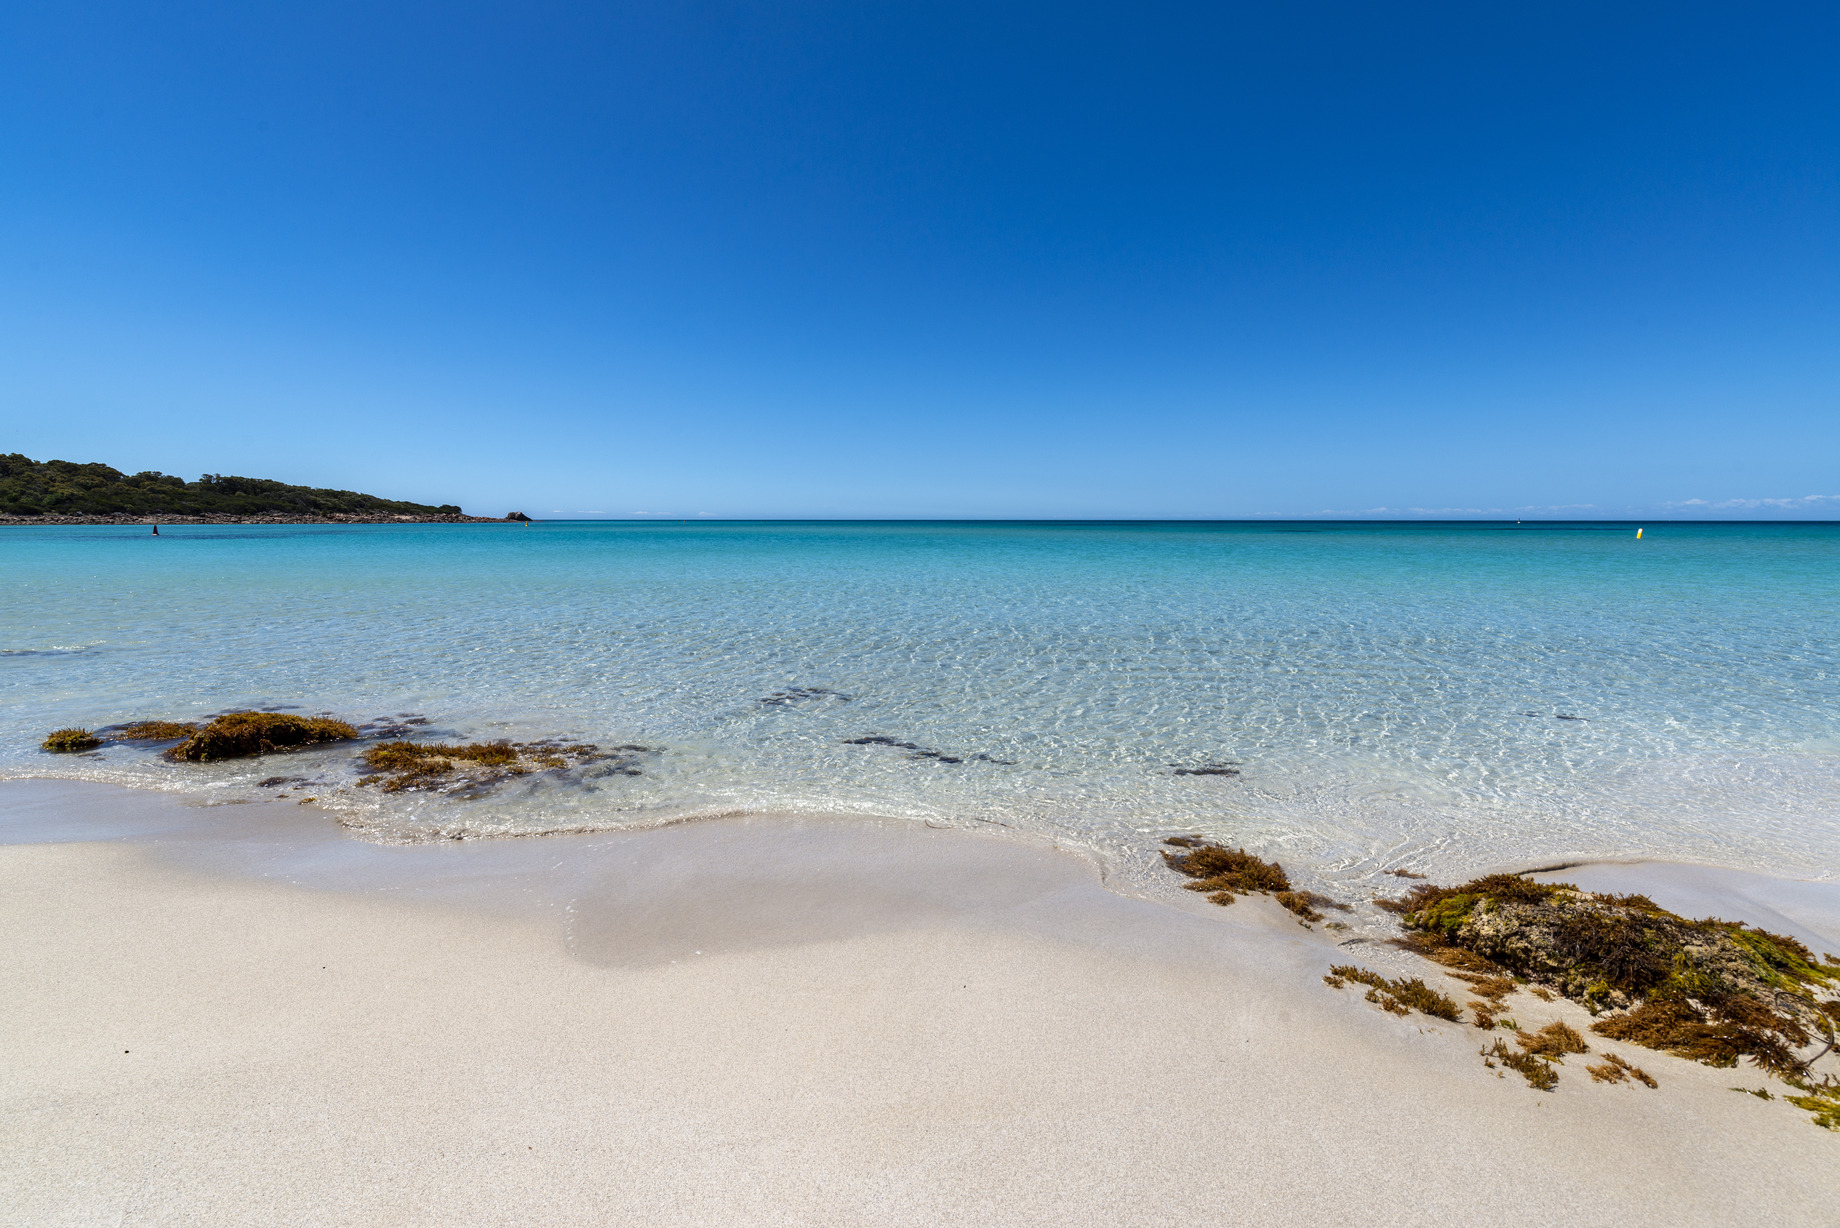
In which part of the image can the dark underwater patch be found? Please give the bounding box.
[1170,761,1240,777]
[842,734,1013,766]
[759,686,851,706]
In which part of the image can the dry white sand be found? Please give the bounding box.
[2,780,1835,1226]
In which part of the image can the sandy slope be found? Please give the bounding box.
[1,781,1834,1226]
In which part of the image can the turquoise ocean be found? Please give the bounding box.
[4,521,1837,893]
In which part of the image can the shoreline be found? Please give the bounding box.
[0,512,507,526]
[6,775,1838,950]
[3,779,1835,1223]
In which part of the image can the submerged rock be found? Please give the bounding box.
[759,686,851,706]
[841,734,1010,765]
[355,738,609,793]
[1171,762,1240,777]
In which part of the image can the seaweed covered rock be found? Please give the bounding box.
[1382,875,1840,1080]
[115,720,198,741]
[165,712,359,761]
[41,728,101,752]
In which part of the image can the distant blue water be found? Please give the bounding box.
[3,521,1836,889]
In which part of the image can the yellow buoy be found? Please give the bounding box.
[1635,528,1643,539]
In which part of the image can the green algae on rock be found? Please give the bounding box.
[1786,1082,1840,1130]
[41,728,102,753]
[164,712,360,761]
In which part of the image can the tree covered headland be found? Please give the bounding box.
[0,454,464,518]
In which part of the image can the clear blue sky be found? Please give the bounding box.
[3,1,1836,518]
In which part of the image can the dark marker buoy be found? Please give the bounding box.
[151,525,159,536]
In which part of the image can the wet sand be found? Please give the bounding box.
[2,779,1835,1226]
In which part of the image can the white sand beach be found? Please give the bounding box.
[2,779,1836,1226]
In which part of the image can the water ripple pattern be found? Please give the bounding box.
[3,521,1836,889]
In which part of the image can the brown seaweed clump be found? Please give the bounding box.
[165,712,359,761]
[1483,1038,1559,1090]
[41,728,101,753]
[1381,872,1840,1124]
[1587,1053,1657,1088]
[1162,837,1291,903]
[1162,838,1347,924]
[1462,975,1519,1007]
[357,739,602,793]
[1324,964,1463,1022]
[1274,890,1352,924]
[1516,1020,1588,1063]
[1391,929,1522,1021]
[115,720,198,741]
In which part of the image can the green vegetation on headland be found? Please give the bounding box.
[0,453,480,520]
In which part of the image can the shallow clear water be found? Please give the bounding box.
[3,520,1836,889]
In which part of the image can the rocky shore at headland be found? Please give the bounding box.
[0,511,510,526]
